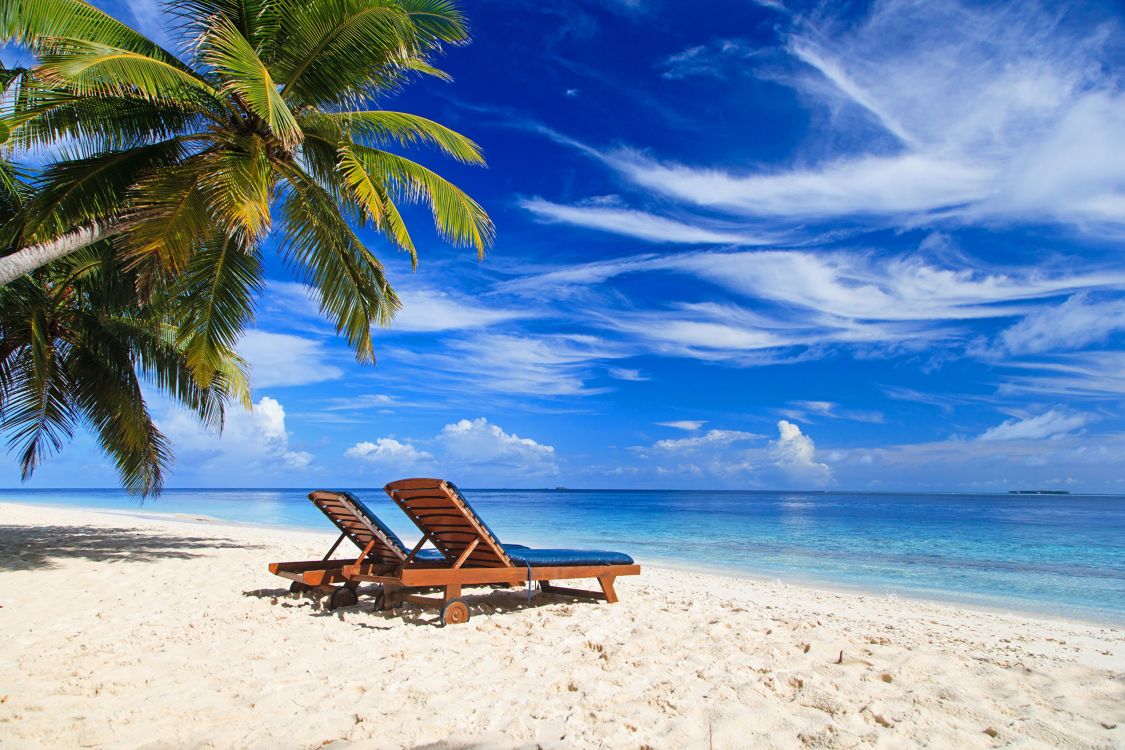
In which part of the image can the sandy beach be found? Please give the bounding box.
[0,502,1122,749]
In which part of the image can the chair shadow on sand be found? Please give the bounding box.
[0,524,261,571]
[241,583,598,628]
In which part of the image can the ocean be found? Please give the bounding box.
[2,487,1123,622]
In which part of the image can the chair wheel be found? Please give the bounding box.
[327,587,358,611]
[441,598,470,626]
[372,590,387,611]
[289,581,310,594]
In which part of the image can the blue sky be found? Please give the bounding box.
[6,0,1125,492]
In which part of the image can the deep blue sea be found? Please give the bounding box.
[2,487,1123,622]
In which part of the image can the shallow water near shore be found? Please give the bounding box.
[3,487,1123,622]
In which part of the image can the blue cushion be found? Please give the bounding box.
[447,481,508,546]
[341,491,412,551]
[505,548,634,567]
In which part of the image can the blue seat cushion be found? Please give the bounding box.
[409,543,526,562]
[505,548,634,567]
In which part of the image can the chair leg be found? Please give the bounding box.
[444,583,462,602]
[381,583,402,609]
[598,575,618,604]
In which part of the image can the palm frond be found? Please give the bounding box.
[35,40,221,106]
[27,137,185,240]
[397,0,469,46]
[196,135,275,241]
[0,287,78,479]
[64,321,170,496]
[172,0,279,58]
[5,88,203,155]
[273,0,416,106]
[353,144,492,255]
[201,15,302,148]
[173,233,263,390]
[276,162,400,362]
[0,0,185,66]
[120,159,213,293]
[333,110,483,164]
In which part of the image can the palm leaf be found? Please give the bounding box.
[201,15,302,148]
[5,87,203,155]
[35,39,221,106]
[353,144,492,255]
[333,110,483,164]
[196,135,275,241]
[273,0,416,106]
[397,0,469,46]
[0,0,186,67]
[173,233,263,390]
[0,288,78,479]
[65,318,170,496]
[27,137,185,240]
[276,162,400,362]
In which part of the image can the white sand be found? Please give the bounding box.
[0,502,1122,749]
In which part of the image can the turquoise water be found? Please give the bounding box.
[2,487,1123,622]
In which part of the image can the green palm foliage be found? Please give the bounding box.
[0,239,249,496]
[0,0,493,389]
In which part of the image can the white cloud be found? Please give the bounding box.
[782,400,885,424]
[608,367,648,381]
[650,428,766,452]
[769,420,831,483]
[605,148,992,219]
[238,331,343,388]
[392,289,532,332]
[978,410,1091,442]
[425,333,627,397]
[345,438,433,464]
[657,420,706,431]
[161,396,312,475]
[519,197,771,245]
[501,248,1125,364]
[1000,351,1125,399]
[994,294,1125,356]
[829,431,1125,491]
[665,251,1125,323]
[438,417,558,474]
[658,39,762,80]
[543,1,1125,235]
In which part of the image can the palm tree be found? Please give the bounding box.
[0,239,248,496]
[0,0,493,388]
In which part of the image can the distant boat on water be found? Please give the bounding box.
[1008,490,1070,495]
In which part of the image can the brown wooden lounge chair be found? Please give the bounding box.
[339,478,641,625]
[268,490,446,610]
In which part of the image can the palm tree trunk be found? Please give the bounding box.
[0,223,113,285]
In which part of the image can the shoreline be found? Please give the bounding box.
[1,498,1121,628]
[2,501,1123,748]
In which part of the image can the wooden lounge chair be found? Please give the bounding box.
[267,490,447,610]
[339,478,641,625]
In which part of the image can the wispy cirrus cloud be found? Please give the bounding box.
[534,0,1125,235]
[1000,351,1125,399]
[977,410,1092,442]
[238,331,344,388]
[657,39,764,80]
[519,196,773,245]
[501,247,1125,363]
[987,293,1125,357]
[781,400,885,424]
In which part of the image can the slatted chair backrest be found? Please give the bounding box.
[308,490,407,565]
[384,478,513,568]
